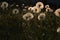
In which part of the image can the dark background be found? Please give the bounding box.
[0,0,60,9]
[0,0,60,6]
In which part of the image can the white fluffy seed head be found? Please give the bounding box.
[1,2,8,9]
[54,8,60,17]
[36,2,44,9]
[28,7,33,11]
[57,27,60,33]
[12,9,19,14]
[32,6,41,13]
[38,13,46,20]
[45,5,50,8]
[22,13,34,21]
[46,8,53,12]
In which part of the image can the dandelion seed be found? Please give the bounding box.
[32,6,41,13]
[54,8,60,17]
[38,13,46,20]
[1,2,8,9]
[45,5,53,12]
[57,27,60,33]
[28,7,33,11]
[22,13,34,21]
[45,5,50,8]
[12,9,19,14]
[46,8,53,12]
[36,2,44,9]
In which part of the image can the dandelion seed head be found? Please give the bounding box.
[38,13,46,20]
[12,9,19,14]
[32,6,41,13]
[36,2,44,9]
[1,2,8,9]
[57,27,60,33]
[54,8,60,17]
[46,8,53,12]
[28,7,33,11]
[45,5,50,8]
[22,13,34,21]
